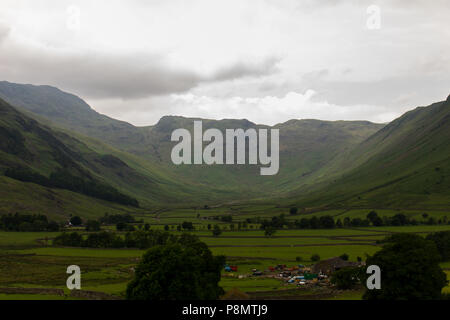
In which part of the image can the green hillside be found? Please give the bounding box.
[1,81,448,214]
[0,81,146,152]
[287,95,450,210]
[141,116,383,197]
[0,97,211,216]
[0,175,137,221]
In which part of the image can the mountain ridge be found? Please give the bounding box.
[1,80,448,215]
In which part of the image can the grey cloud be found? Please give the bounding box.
[0,48,201,99]
[0,24,10,44]
[309,74,450,110]
[0,42,279,100]
[211,57,280,82]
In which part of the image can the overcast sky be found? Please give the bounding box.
[0,0,449,126]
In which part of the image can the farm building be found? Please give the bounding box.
[312,257,359,275]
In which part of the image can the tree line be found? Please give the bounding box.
[4,167,139,207]
[0,213,60,232]
[258,210,449,230]
[53,229,178,249]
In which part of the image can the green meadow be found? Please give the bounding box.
[1,219,448,300]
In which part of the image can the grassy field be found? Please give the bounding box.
[0,231,57,248]
[0,221,449,300]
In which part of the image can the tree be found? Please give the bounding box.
[264,226,276,237]
[182,221,194,231]
[164,225,169,231]
[126,238,225,300]
[310,216,319,229]
[207,224,211,230]
[319,216,335,229]
[426,231,450,262]
[311,254,320,262]
[363,233,447,300]
[47,221,60,232]
[295,256,303,262]
[85,220,101,232]
[70,216,82,226]
[339,253,349,261]
[212,225,222,237]
[372,216,384,227]
[343,217,351,227]
[289,207,298,215]
[390,214,408,226]
[331,267,363,290]
[299,218,309,229]
[367,210,378,223]
[144,223,151,231]
[116,222,127,231]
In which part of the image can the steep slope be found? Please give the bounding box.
[0,175,137,221]
[288,95,450,210]
[0,81,147,153]
[0,97,212,213]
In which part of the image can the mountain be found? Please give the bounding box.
[1,81,449,214]
[288,95,450,210]
[143,116,384,197]
[0,81,384,201]
[0,97,225,220]
[0,81,147,153]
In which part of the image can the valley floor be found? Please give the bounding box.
[0,213,450,300]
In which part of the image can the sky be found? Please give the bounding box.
[0,0,449,126]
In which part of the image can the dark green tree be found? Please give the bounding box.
[331,267,363,290]
[339,253,349,261]
[116,222,127,231]
[363,233,447,300]
[311,254,320,262]
[85,220,101,232]
[426,231,450,262]
[319,216,335,229]
[182,221,194,231]
[126,237,225,300]
[367,210,378,223]
[70,216,82,226]
[264,226,276,237]
[212,225,222,237]
[289,207,298,215]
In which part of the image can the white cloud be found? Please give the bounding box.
[168,90,402,125]
[90,90,401,126]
